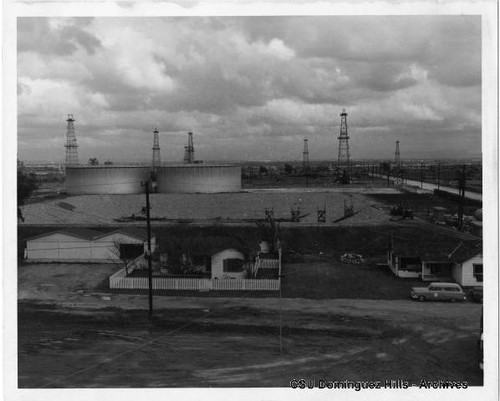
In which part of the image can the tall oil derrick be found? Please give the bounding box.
[64,114,79,166]
[152,128,161,168]
[337,109,350,170]
[393,140,402,185]
[303,137,310,188]
[395,141,401,168]
[302,137,310,171]
[183,132,195,164]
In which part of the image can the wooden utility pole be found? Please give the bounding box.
[437,163,441,190]
[420,163,424,188]
[142,180,153,317]
[457,165,466,231]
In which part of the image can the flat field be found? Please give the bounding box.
[20,188,401,225]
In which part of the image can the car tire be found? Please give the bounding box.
[418,296,425,302]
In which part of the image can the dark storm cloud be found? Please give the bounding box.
[17,16,482,162]
[18,17,101,55]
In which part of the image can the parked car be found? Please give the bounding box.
[411,282,467,302]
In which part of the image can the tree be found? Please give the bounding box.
[380,162,391,173]
[17,171,37,206]
[256,217,281,255]
[284,163,294,175]
[88,158,99,165]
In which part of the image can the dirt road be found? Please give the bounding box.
[17,263,483,388]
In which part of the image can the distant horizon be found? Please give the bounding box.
[20,155,483,166]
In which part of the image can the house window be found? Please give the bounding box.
[473,264,483,282]
[119,243,144,260]
[223,258,244,273]
[400,257,421,271]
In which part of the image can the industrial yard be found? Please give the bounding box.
[16,117,484,389]
[13,13,492,397]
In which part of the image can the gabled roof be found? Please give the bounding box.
[449,241,482,264]
[26,227,153,242]
[26,228,102,241]
[95,227,152,242]
[391,239,481,263]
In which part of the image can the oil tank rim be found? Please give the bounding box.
[65,165,151,169]
[158,164,239,169]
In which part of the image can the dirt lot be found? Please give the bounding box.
[20,188,400,225]
[18,263,483,388]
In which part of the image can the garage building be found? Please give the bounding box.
[24,228,156,263]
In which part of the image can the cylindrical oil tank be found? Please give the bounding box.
[157,164,241,193]
[65,166,151,195]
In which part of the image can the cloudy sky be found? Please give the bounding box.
[17,16,481,163]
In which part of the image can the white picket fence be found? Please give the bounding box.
[109,268,280,291]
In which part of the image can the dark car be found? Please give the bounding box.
[411,282,467,302]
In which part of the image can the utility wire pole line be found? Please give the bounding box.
[142,180,153,317]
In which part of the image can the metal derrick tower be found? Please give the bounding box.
[337,109,350,169]
[395,140,401,168]
[183,132,195,164]
[152,128,161,168]
[64,114,79,166]
[302,137,310,171]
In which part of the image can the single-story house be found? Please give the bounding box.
[24,228,156,263]
[388,239,482,287]
[450,242,483,287]
[211,248,247,279]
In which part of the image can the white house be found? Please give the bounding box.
[211,248,246,279]
[24,228,156,263]
[450,244,483,287]
[388,239,482,286]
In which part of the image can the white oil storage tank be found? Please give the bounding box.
[65,165,151,195]
[157,164,241,193]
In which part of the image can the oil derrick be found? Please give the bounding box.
[64,114,79,166]
[152,128,161,169]
[317,205,326,223]
[303,137,310,188]
[183,132,195,164]
[337,109,350,171]
[302,137,310,171]
[394,141,401,168]
[393,141,402,185]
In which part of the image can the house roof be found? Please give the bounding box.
[26,227,153,242]
[95,227,152,242]
[26,228,102,241]
[392,239,481,263]
[448,241,482,264]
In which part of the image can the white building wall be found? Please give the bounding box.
[26,232,156,262]
[455,255,483,287]
[26,233,91,261]
[211,249,245,279]
[452,264,463,284]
